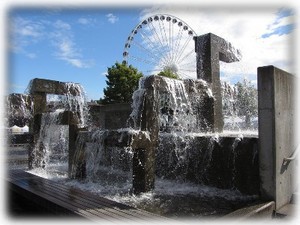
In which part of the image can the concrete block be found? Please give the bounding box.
[29,78,81,96]
[194,33,241,132]
[258,65,298,210]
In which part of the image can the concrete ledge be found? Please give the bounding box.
[223,201,275,219]
[275,203,297,217]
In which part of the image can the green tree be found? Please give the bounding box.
[157,68,179,79]
[100,62,143,104]
[235,79,258,127]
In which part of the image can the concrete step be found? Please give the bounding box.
[222,201,275,220]
[275,204,297,217]
[274,192,298,218]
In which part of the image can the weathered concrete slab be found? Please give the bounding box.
[258,65,298,210]
[28,78,81,96]
[89,103,131,129]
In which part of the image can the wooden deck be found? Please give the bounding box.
[7,169,171,223]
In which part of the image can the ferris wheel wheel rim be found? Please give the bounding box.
[122,13,197,63]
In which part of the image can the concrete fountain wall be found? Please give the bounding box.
[71,75,259,195]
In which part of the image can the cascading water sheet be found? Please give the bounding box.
[30,110,69,174]
[29,82,89,176]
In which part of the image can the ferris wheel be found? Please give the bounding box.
[122,14,197,79]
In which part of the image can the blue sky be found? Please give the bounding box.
[8,6,295,101]
[8,7,143,100]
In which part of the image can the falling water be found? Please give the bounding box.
[31,110,69,174]
[47,82,89,127]
[158,78,196,132]
[29,82,89,176]
[222,81,258,132]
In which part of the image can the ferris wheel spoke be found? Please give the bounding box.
[144,22,172,66]
[170,20,174,65]
[174,35,193,64]
[158,18,173,67]
[177,48,195,65]
[138,31,170,66]
[171,26,184,65]
[130,40,167,65]
[128,55,158,66]
[148,22,166,51]
[153,22,175,66]
[123,14,198,79]
[170,22,183,64]
[158,18,168,47]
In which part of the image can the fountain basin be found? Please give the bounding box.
[72,129,259,195]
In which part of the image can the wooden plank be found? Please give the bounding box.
[9,177,132,222]
[8,171,140,220]
[8,170,163,219]
[7,169,171,222]
[8,181,99,220]
[8,169,166,221]
[35,180,152,221]
[27,174,163,220]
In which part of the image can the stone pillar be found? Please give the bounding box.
[194,33,241,132]
[28,92,47,169]
[28,113,42,169]
[68,124,80,177]
[58,111,85,179]
[258,66,298,210]
[132,76,159,194]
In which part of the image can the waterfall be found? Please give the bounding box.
[47,82,89,128]
[31,110,69,173]
[158,78,196,133]
[84,129,137,182]
[221,81,258,131]
[30,82,89,175]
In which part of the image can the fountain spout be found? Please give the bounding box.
[194,33,241,132]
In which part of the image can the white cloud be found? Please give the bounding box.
[26,53,37,59]
[54,37,93,68]
[12,17,44,38]
[78,17,97,25]
[51,20,93,68]
[53,20,71,30]
[138,7,294,82]
[106,13,119,24]
[268,15,293,31]
[78,17,90,25]
[10,17,44,57]
[10,16,94,68]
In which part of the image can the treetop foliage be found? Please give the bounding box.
[157,68,179,79]
[100,62,143,104]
